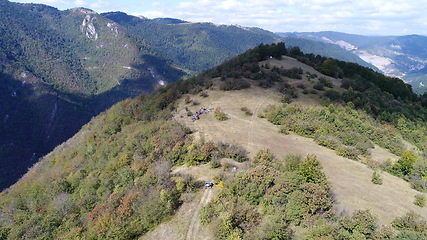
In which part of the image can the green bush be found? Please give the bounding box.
[319,77,333,88]
[393,151,417,177]
[211,158,221,168]
[240,107,253,116]
[336,145,359,160]
[324,90,341,101]
[313,82,325,91]
[414,194,426,207]
[340,210,378,239]
[217,142,249,162]
[219,78,250,91]
[371,171,383,185]
[392,211,427,233]
[280,95,292,103]
[214,107,229,121]
[314,135,340,150]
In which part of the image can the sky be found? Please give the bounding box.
[11,0,427,36]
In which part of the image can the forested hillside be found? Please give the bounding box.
[1,43,427,239]
[0,0,186,190]
[102,11,281,73]
[0,0,282,190]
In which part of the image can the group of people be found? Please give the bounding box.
[191,107,214,122]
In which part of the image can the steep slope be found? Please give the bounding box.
[0,0,184,190]
[102,12,282,73]
[2,43,426,239]
[0,0,285,190]
[278,31,427,93]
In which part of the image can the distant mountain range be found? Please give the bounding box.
[102,11,282,73]
[278,31,427,94]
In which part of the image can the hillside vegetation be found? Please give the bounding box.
[1,43,427,239]
[0,0,282,190]
[0,0,184,189]
[102,12,281,73]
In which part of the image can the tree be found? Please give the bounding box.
[298,154,327,185]
[320,58,338,77]
[393,151,417,176]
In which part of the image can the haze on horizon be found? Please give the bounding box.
[11,0,427,36]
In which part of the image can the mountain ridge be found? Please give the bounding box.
[1,43,426,239]
[277,31,427,93]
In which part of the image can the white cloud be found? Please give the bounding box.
[12,0,427,35]
[74,0,86,6]
[13,0,67,4]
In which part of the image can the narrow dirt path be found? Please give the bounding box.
[140,186,216,240]
[186,188,214,240]
[247,89,275,150]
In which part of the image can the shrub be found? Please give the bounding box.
[297,83,306,89]
[214,107,229,121]
[279,127,289,135]
[240,107,253,116]
[285,67,303,79]
[219,78,250,91]
[393,151,417,177]
[281,95,292,103]
[211,158,221,168]
[283,154,302,172]
[254,149,275,163]
[298,154,327,185]
[336,145,359,160]
[410,175,427,192]
[340,210,378,238]
[414,194,425,207]
[319,77,333,88]
[217,142,249,162]
[200,92,209,98]
[313,82,325,91]
[285,190,306,224]
[392,211,427,232]
[371,171,383,185]
[314,135,340,150]
[324,90,341,101]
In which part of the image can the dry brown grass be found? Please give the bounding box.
[174,85,427,225]
[144,57,426,239]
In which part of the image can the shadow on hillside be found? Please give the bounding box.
[0,56,185,190]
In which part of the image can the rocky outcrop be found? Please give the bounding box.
[81,14,98,41]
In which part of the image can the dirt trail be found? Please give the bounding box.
[140,186,216,240]
[175,86,427,225]
[186,188,214,240]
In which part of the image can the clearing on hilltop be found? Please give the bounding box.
[1,43,427,239]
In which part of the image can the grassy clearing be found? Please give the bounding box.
[173,85,427,226]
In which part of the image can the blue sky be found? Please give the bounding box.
[11,0,427,36]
